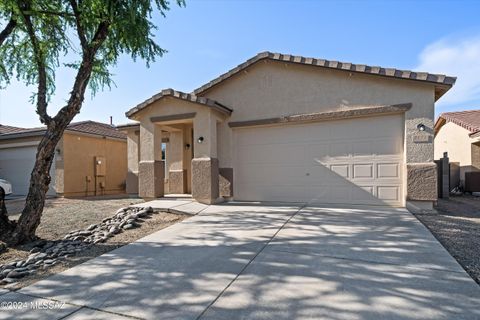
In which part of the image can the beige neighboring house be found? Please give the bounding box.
[434,110,480,186]
[0,121,127,197]
[120,51,456,210]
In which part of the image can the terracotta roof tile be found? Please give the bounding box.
[193,51,456,100]
[0,124,28,134]
[437,110,480,134]
[125,88,232,118]
[66,121,126,139]
[0,121,126,140]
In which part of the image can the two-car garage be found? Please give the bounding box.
[233,114,404,206]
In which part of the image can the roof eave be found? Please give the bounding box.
[125,89,232,119]
[193,51,457,98]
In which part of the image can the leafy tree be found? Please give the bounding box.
[0,0,184,245]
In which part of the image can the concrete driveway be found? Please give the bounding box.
[1,204,479,319]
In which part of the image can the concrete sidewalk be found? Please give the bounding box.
[1,204,479,319]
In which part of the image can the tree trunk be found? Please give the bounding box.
[2,21,109,245]
[7,126,63,244]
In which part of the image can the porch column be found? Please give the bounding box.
[138,121,164,199]
[125,129,140,194]
[168,130,186,194]
[192,112,219,204]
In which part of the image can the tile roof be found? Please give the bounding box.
[193,51,456,100]
[66,121,126,139]
[0,124,28,134]
[0,121,126,140]
[125,88,232,118]
[435,109,480,135]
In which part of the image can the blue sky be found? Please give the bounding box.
[1,0,480,128]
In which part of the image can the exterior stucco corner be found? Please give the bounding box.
[139,160,165,199]
[407,163,437,201]
[192,157,219,204]
[219,167,233,198]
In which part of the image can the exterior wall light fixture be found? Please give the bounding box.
[197,136,204,143]
[417,123,426,131]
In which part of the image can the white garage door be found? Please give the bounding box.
[0,145,56,196]
[233,114,404,206]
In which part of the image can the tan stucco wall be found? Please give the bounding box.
[434,121,474,183]
[60,133,127,197]
[199,60,436,168]
[130,59,439,205]
[124,129,140,194]
[131,97,226,160]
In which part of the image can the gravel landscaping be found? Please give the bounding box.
[0,196,186,289]
[414,195,480,284]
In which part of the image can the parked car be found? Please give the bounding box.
[0,179,13,196]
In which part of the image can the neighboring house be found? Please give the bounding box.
[434,110,480,186]
[0,121,127,197]
[120,51,455,210]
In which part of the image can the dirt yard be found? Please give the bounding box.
[414,195,480,284]
[1,196,187,289]
[5,196,144,240]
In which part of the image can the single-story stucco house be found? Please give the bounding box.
[0,121,127,197]
[120,51,455,210]
[434,109,480,186]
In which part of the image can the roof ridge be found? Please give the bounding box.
[441,109,480,115]
[125,87,232,118]
[192,51,456,100]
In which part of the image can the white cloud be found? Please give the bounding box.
[415,36,480,107]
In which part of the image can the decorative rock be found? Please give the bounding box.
[116,208,127,215]
[43,242,54,249]
[7,270,29,279]
[1,269,13,276]
[1,277,16,284]
[0,205,156,283]
[34,252,47,260]
[30,247,41,254]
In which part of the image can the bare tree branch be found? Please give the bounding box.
[18,2,52,125]
[0,17,16,47]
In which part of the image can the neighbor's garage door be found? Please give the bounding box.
[233,114,404,206]
[0,145,56,196]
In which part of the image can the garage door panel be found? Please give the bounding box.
[329,164,349,178]
[237,144,305,165]
[236,164,306,185]
[234,114,404,206]
[377,163,400,179]
[377,186,400,201]
[353,163,374,179]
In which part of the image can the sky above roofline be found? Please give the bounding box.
[1,0,479,128]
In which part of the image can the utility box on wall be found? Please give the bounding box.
[94,156,106,177]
